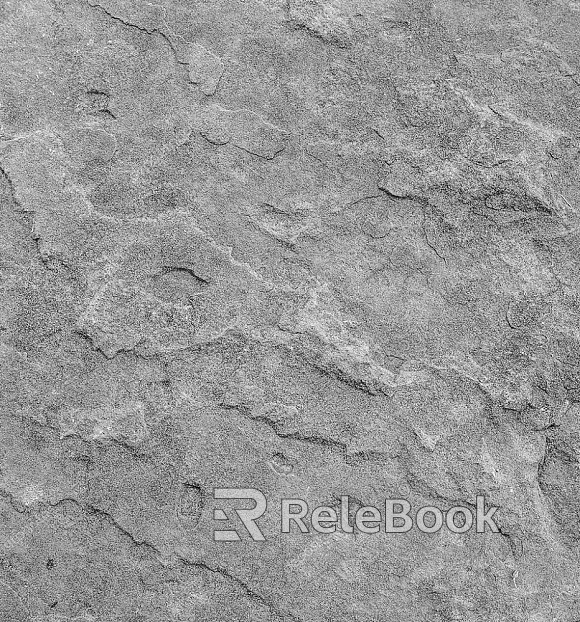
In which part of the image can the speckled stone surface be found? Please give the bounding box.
[1,0,580,620]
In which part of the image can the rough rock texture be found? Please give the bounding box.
[1,0,580,620]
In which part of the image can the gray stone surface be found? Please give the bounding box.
[1,0,580,620]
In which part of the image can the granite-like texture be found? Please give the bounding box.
[1,0,580,620]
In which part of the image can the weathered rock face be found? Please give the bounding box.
[1,0,580,620]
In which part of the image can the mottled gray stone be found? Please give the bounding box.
[1,0,580,620]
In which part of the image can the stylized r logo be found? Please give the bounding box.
[213,488,267,542]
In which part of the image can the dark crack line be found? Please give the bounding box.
[88,1,157,34]
[87,2,189,77]
[49,497,164,556]
[178,556,304,622]
[0,165,20,206]
[0,164,54,272]
[346,194,383,210]
[222,403,399,466]
[421,215,447,265]
[75,328,162,363]
[39,495,303,622]
[232,143,287,161]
